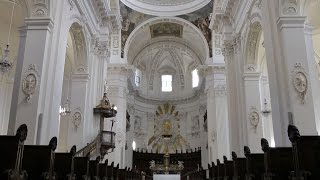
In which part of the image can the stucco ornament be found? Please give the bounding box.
[22,64,40,104]
[249,107,260,130]
[281,0,298,15]
[32,0,50,17]
[72,108,82,129]
[292,63,308,104]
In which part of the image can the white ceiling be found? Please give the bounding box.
[125,17,209,65]
[120,0,211,16]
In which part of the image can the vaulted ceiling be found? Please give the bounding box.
[120,0,211,16]
[120,0,212,100]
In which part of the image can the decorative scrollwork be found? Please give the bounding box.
[249,107,260,130]
[22,64,40,104]
[73,110,82,129]
[292,63,308,104]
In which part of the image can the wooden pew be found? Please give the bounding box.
[211,162,216,180]
[118,167,127,180]
[261,138,293,180]
[74,157,89,179]
[288,125,320,180]
[22,145,52,179]
[223,156,233,180]
[0,124,27,180]
[216,159,224,180]
[98,159,108,179]
[107,162,114,180]
[0,136,19,179]
[54,145,76,180]
[244,146,264,180]
[21,137,57,180]
[208,163,212,179]
[113,163,119,180]
[232,152,246,180]
[89,156,100,180]
[54,152,73,180]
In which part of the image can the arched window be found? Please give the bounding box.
[192,69,199,88]
[161,75,172,92]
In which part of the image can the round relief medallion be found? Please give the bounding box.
[293,72,307,93]
[249,111,259,128]
[22,74,37,96]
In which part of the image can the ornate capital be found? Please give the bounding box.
[105,15,122,34]
[32,0,50,17]
[92,36,110,57]
[107,64,134,79]
[280,0,299,16]
[234,34,242,54]
[214,84,227,97]
[199,65,226,78]
[222,41,234,57]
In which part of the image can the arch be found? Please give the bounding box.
[68,22,88,74]
[61,11,91,73]
[120,0,211,17]
[148,48,186,90]
[124,17,210,64]
[244,21,262,71]
[132,37,204,65]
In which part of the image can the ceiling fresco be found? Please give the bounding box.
[120,2,153,57]
[120,1,213,57]
[178,0,213,56]
[150,23,183,38]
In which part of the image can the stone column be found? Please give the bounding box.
[8,18,53,144]
[261,1,319,146]
[202,65,230,162]
[223,38,246,156]
[105,64,130,168]
[243,72,264,153]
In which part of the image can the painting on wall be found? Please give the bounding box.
[150,22,183,38]
[178,1,213,57]
[120,2,154,57]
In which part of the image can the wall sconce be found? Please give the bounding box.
[261,98,271,115]
[60,98,71,116]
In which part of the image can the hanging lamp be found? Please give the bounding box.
[0,0,16,74]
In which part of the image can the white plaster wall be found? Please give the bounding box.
[0,11,23,135]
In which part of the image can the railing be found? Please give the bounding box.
[74,131,116,157]
[75,134,99,157]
